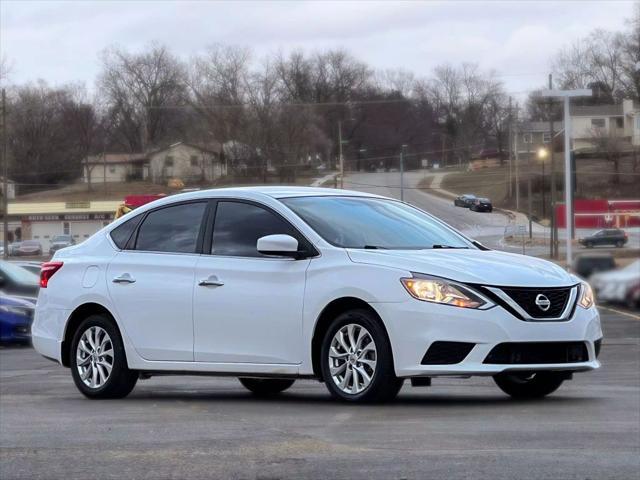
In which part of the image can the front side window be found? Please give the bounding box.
[135,202,206,253]
[211,201,299,257]
[281,196,473,250]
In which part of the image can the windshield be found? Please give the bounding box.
[52,235,71,242]
[281,196,473,250]
[0,261,40,286]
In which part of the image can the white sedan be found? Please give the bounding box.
[32,187,601,402]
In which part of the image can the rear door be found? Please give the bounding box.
[192,200,311,364]
[107,201,208,361]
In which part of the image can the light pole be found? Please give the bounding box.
[539,88,592,269]
[537,147,548,219]
[400,144,407,201]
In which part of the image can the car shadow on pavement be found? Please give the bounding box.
[123,388,602,408]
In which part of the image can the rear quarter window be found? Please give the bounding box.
[110,214,143,249]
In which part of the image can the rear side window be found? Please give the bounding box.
[110,214,143,249]
[135,202,206,253]
[211,201,299,257]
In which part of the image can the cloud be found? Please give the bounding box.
[0,0,634,96]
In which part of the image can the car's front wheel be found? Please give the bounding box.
[321,309,403,403]
[239,378,295,396]
[493,371,565,399]
[70,314,138,399]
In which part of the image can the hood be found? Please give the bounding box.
[347,249,575,287]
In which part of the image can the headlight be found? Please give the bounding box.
[401,275,492,309]
[578,282,595,309]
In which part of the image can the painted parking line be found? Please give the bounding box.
[599,305,640,320]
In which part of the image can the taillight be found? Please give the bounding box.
[40,261,63,288]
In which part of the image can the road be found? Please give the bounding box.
[0,308,638,480]
[343,170,640,255]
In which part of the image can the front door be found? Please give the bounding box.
[193,200,310,364]
[107,201,207,361]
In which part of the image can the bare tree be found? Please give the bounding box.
[99,44,187,152]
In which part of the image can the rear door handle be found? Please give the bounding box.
[198,275,224,287]
[112,273,136,284]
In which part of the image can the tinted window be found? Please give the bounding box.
[110,214,143,249]
[136,202,206,253]
[212,201,298,257]
[281,196,472,250]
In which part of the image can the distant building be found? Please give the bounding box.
[0,176,16,199]
[569,100,639,152]
[82,153,149,184]
[148,142,225,184]
[7,200,120,245]
[515,121,564,161]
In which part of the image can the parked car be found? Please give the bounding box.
[454,194,477,208]
[590,260,640,309]
[9,260,42,276]
[574,253,616,279]
[32,187,601,402]
[0,260,40,301]
[49,235,76,255]
[0,295,34,344]
[578,228,628,248]
[470,197,493,212]
[15,240,43,256]
[8,241,22,256]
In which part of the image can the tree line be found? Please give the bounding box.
[2,3,638,190]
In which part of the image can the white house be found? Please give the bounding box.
[569,100,640,152]
[82,153,149,184]
[148,142,226,184]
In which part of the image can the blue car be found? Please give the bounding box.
[0,296,34,344]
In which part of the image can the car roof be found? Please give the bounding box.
[145,186,387,203]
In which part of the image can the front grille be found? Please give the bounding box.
[421,341,475,365]
[500,286,572,319]
[483,342,588,364]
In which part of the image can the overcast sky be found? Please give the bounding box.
[1,0,636,98]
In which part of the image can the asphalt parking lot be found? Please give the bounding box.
[1,307,638,480]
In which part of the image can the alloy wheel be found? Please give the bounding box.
[328,324,377,395]
[76,326,114,389]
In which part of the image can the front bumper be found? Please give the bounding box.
[373,300,602,377]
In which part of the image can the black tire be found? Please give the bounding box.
[586,241,594,248]
[493,371,565,399]
[615,240,624,248]
[238,378,295,396]
[70,314,138,399]
[320,308,403,403]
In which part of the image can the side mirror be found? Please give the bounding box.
[257,234,301,258]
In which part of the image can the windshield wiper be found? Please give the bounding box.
[431,244,469,249]
[363,245,388,250]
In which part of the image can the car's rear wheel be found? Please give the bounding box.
[70,314,137,399]
[238,378,295,396]
[493,371,565,399]
[615,240,624,248]
[321,309,403,403]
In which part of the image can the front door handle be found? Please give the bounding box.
[112,273,136,284]
[198,275,224,287]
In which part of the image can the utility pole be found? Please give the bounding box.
[514,102,520,211]
[548,74,557,259]
[528,178,533,240]
[400,144,407,201]
[2,89,8,260]
[338,120,344,189]
[508,97,513,198]
[540,87,592,269]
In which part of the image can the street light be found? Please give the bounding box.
[539,88,592,269]
[537,147,549,219]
